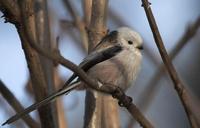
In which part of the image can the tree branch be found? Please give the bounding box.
[0,80,39,128]
[138,16,200,111]
[87,0,108,52]
[141,0,199,127]
[84,0,121,128]
[0,0,20,24]
[12,1,59,127]
[128,16,200,128]
[82,0,92,26]
[34,0,59,127]
[62,0,89,52]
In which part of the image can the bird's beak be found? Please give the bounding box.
[136,45,143,50]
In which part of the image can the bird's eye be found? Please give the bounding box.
[128,41,133,45]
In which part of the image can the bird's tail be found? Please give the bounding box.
[2,81,80,126]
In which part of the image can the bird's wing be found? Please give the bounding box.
[61,32,121,89]
[60,44,123,90]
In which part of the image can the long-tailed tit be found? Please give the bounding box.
[2,27,143,126]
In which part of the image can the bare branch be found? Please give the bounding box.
[0,80,39,128]
[87,0,108,52]
[129,16,200,128]
[82,0,92,26]
[63,0,89,52]
[34,0,59,127]
[84,0,121,128]
[0,0,20,24]
[11,1,59,127]
[139,16,200,111]
[111,87,154,128]
[141,0,199,127]
[18,23,55,128]
[34,0,55,91]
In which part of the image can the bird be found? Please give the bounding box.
[2,27,143,126]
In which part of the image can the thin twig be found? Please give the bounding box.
[62,0,89,52]
[87,0,108,52]
[141,0,199,127]
[85,0,122,128]
[34,0,55,94]
[53,37,68,128]
[0,80,39,128]
[82,0,92,26]
[14,1,59,127]
[138,16,200,110]
[34,0,59,127]
[128,16,200,128]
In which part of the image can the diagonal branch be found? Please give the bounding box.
[128,16,200,128]
[138,16,200,111]
[0,80,39,128]
[141,0,199,127]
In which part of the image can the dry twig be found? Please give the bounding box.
[128,16,200,128]
[34,0,59,127]
[138,16,200,111]
[141,0,199,127]
[8,0,59,127]
[82,0,92,26]
[0,80,39,128]
[63,0,89,52]
[84,0,121,128]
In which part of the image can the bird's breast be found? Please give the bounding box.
[87,49,142,90]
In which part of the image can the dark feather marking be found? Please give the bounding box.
[93,30,118,50]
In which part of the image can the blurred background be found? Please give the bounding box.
[0,0,200,128]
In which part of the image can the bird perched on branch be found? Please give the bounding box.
[2,27,143,126]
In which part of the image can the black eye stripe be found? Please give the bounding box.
[128,41,133,45]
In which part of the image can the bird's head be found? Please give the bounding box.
[117,27,143,52]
